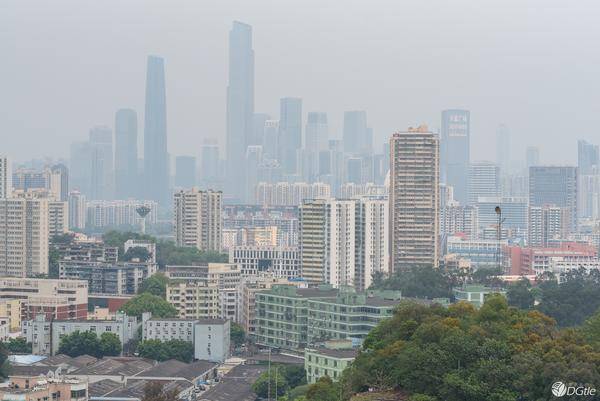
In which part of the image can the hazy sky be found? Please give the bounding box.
[2,0,600,166]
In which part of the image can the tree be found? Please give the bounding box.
[230,322,245,347]
[138,273,170,297]
[252,368,288,399]
[283,365,307,389]
[371,266,455,299]
[142,381,179,401]
[137,339,194,363]
[58,331,101,357]
[0,342,9,379]
[48,247,61,278]
[123,246,152,263]
[5,337,32,354]
[305,376,339,401]
[99,332,122,357]
[506,278,534,310]
[120,293,178,319]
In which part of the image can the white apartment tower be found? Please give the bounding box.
[0,197,49,277]
[389,126,440,272]
[0,156,11,198]
[174,188,222,252]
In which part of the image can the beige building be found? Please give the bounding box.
[174,188,222,252]
[13,189,69,238]
[0,299,22,331]
[167,281,220,320]
[389,126,440,271]
[0,196,49,277]
[0,277,88,321]
[0,155,11,198]
[1,375,88,401]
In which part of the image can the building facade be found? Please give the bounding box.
[174,188,222,252]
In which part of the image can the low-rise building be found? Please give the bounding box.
[505,242,597,275]
[22,312,138,355]
[0,277,88,321]
[53,235,118,263]
[0,298,22,331]
[141,313,231,363]
[305,340,357,384]
[255,285,402,350]
[59,260,158,295]
[446,236,507,270]
[124,239,157,262]
[453,285,507,308]
[0,374,88,401]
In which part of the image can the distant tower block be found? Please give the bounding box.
[136,205,151,234]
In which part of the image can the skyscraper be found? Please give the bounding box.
[441,110,470,205]
[115,109,138,199]
[226,21,254,203]
[305,112,328,153]
[174,156,197,189]
[144,55,169,206]
[69,141,91,196]
[199,139,221,190]
[529,166,578,232]
[68,190,86,230]
[389,126,439,271]
[343,111,369,155]
[174,188,222,252]
[468,161,500,205]
[252,113,270,147]
[50,164,69,202]
[0,156,12,198]
[577,140,599,175]
[525,146,540,170]
[496,124,510,175]
[279,97,303,175]
[262,120,279,161]
[89,126,114,200]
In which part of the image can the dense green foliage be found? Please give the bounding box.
[230,322,246,347]
[138,273,170,297]
[371,266,458,299]
[123,246,152,262]
[142,381,179,401]
[102,230,227,267]
[0,342,8,379]
[137,339,194,363]
[506,278,535,310]
[308,297,600,401]
[120,293,178,319]
[252,365,307,399]
[4,337,32,354]
[58,331,122,358]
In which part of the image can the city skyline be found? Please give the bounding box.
[3,0,600,166]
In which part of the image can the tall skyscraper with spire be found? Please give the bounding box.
[226,21,254,203]
[115,109,138,199]
[144,55,168,207]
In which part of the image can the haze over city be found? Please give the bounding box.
[3,0,599,164]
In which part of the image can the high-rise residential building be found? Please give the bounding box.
[468,161,500,205]
[114,109,138,199]
[299,197,388,290]
[441,110,470,205]
[68,190,86,230]
[174,188,222,252]
[389,126,439,271]
[279,97,303,175]
[49,164,69,202]
[528,205,569,247]
[12,166,67,201]
[0,197,49,277]
[89,126,114,200]
[578,140,599,175]
[529,166,578,232]
[226,21,254,203]
[86,199,157,228]
[0,156,11,198]
[69,141,91,196]
[476,196,528,234]
[199,139,220,189]
[440,204,479,239]
[174,156,197,189]
[496,124,510,175]
[343,111,370,155]
[255,182,331,206]
[252,113,270,147]
[144,55,169,207]
[525,146,540,170]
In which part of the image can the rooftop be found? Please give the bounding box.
[307,347,358,359]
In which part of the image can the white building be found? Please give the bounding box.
[528,205,569,247]
[174,188,222,252]
[68,190,87,229]
[229,245,300,278]
[86,199,157,228]
[255,182,331,206]
[0,156,11,198]
[299,196,388,290]
[0,197,49,277]
[22,312,138,355]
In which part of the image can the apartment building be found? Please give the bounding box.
[174,188,222,252]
